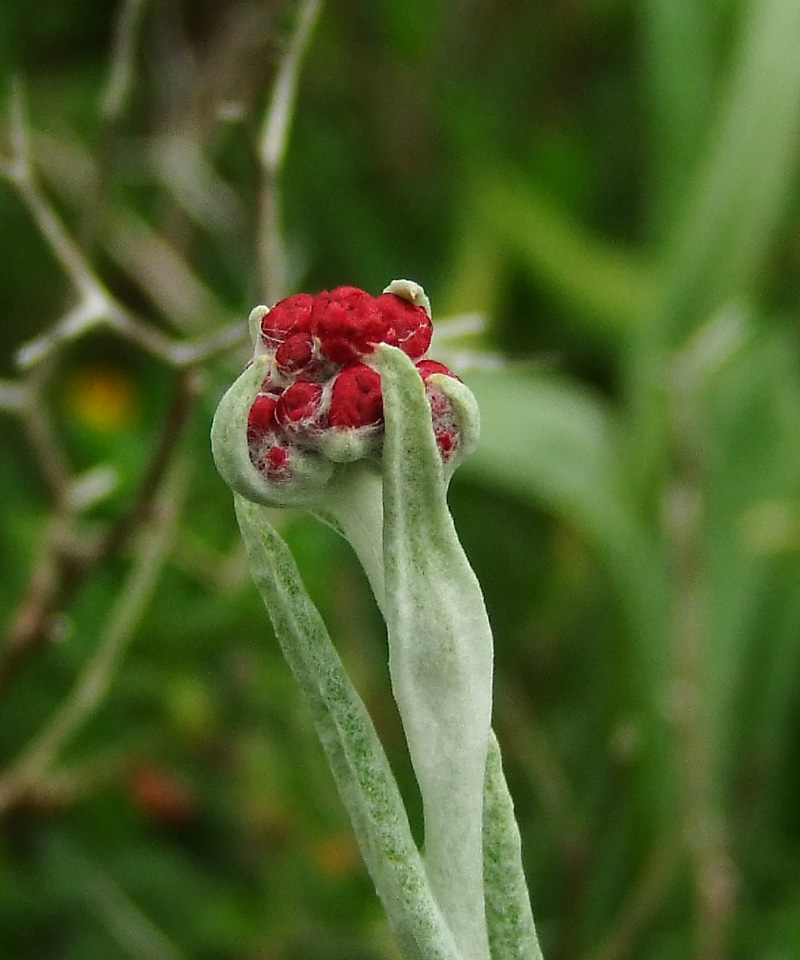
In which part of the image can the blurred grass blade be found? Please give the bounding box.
[464,369,664,638]
[58,838,188,960]
[467,171,654,339]
[483,733,543,960]
[641,0,716,233]
[701,330,800,789]
[463,370,674,821]
[234,496,461,960]
[658,0,800,341]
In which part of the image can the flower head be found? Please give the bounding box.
[212,280,479,509]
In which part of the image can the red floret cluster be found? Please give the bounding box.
[246,286,462,482]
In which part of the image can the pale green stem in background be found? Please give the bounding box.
[101,0,149,122]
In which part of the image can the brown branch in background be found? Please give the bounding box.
[258,0,324,304]
[0,371,200,701]
[0,0,326,700]
[0,0,322,818]
[5,81,107,307]
[83,0,151,248]
[0,522,68,698]
[0,448,190,817]
[1,84,176,369]
[666,324,741,960]
[31,132,245,339]
[8,359,74,506]
[2,86,246,370]
[102,369,202,557]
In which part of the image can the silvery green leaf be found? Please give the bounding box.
[378,344,493,960]
[234,496,462,960]
[483,733,543,960]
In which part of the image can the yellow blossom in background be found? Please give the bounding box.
[65,364,138,432]
[313,831,362,878]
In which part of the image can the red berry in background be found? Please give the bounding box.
[247,394,278,441]
[275,380,324,426]
[261,293,315,348]
[129,763,196,825]
[375,293,432,360]
[328,363,383,429]
[314,287,387,364]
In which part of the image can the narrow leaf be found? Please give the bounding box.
[379,344,493,960]
[483,733,543,960]
[234,496,462,960]
[658,0,800,341]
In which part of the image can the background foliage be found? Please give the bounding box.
[2,1,800,958]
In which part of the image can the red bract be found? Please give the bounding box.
[328,363,383,429]
[415,360,463,463]
[375,293,432,359]
[275,381,323,426]
[424,377,462,463]
[247,394,277,441]
[415,359,460,382]
[266,444,290,472]
[314,287,387,364]
[275,332,315,376]
[248,433,292,480]
[435,430,458,459]
[261,293,315,348]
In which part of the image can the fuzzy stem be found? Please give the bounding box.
[314,463,386,610]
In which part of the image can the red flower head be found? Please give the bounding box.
[211,280,478,505]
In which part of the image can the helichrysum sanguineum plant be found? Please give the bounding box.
[211,279,543,960]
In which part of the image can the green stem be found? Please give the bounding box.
[314,462,386,608]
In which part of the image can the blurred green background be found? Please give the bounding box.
[2,1,800,958]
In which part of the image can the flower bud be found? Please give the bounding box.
[375,293,432,359]
[260,292,315,349]
[212,280,480,508]
[211,356,334,508]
